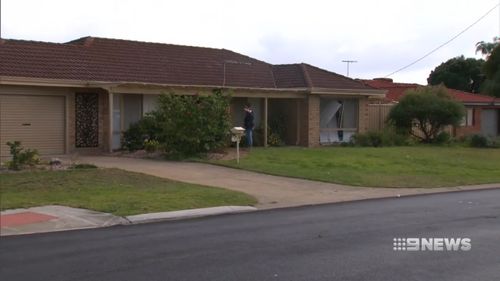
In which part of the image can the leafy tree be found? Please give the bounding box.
[481,44,500,97]
[427,56,484,93]
[475,36,499,57]
[387,86,465,143]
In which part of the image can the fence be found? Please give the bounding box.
[367,103,393,131]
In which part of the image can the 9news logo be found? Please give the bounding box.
[393,237,471,251]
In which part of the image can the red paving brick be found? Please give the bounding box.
[0,212,58,227]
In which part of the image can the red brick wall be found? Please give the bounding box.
[455,107,482,138]
[307,95,320,147]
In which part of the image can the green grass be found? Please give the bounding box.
[0,168,256,216]
[209,146,500,188]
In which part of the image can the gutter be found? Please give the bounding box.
[0,76,384,97]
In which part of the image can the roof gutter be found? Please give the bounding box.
[0,76,311,93]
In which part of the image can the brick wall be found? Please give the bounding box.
[307,95,320,147]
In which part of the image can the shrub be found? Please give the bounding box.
[268,133,285,147]
[6,141,40,170]
[490,137,500,148]
[351,129,409,147]
[469,134,489,148]
[267,114,286,146]
[144,139,161,153]
[125,89,231,158]
[122,115,159,151]
[434,131,452,145]
[352,131,383,147]
[387,86,465,143]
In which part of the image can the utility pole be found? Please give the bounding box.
[341,60,357,77]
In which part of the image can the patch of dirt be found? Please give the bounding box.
[108,150,165,159]
[206,147,250,161]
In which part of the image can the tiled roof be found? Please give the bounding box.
[272,64,308,88]
[300,63,374,90]
[361,78,499,104]
[0,36,373,91]
[0,37,275,88]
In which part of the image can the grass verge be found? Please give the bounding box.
[0,168,256,216]
[208,146,500,188]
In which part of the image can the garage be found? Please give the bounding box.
[481,109,499,137]
[0,95,66,158]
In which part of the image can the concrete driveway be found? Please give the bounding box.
[81,156,499,209]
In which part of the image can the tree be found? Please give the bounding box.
[427,56,484,93]
[481,44,500,97]
[476,36,499,57]
[388,86,465,143]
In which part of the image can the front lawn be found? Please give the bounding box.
[0,168,256,216]
[209,147,500,188]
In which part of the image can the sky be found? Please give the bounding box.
[1,0,499,84]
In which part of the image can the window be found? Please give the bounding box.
[461,108,474,127]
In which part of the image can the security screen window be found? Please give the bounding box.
[320,98,358,143]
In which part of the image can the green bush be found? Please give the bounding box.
[122,115,159,151]
[268,133,285,147]
[351,129,409,147]
[267,114,286,146]
[144,139,161,153]
[122,89,231,158]
[434,131,452,144]
[351,131,383,147]
[5,141,40,170]
[469,134,489,148]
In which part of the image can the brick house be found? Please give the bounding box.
[362,78,500,137]
[0,37,383,158]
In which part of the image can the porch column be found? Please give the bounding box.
[264,97,268,147]
[108,91,114,153]
[296,99,301,145]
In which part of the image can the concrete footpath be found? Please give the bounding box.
[0,205,256,236]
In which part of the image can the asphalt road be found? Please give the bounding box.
[1,189,499,281]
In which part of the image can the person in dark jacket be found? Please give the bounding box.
[243,103,254,147]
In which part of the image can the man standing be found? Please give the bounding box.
[243,103,254,147]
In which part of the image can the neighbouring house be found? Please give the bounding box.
[0,37,384,158]
[361,78,500,137]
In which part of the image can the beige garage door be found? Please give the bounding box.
[0,95,65,158]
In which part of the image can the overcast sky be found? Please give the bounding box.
[1,0,499,84]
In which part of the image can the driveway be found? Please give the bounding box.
[79,156,499,209]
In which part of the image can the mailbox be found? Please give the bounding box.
[231,127,245,142]
[230,127,245,164]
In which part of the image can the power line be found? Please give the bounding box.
[385,3,500,78]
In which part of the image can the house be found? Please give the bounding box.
[361,78,500,137]
[0,37,383,158]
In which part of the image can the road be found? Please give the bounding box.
[1,189,499,281]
